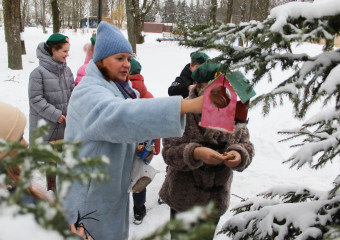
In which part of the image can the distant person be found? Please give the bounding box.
[160,62,255,239]
[75,36,96,86]
[168,52,209,98]
[28,33,74,191]
[63,21,206,240]
[128,58,161,225]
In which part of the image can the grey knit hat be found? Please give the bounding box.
[93,21,133,63]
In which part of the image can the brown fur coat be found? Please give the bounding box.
[159,87,254,216]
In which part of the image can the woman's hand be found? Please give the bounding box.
[223,150,241,168]
[58,115,66,123]
[180,95,204,115]
[70,224,93,240]
[193,147,224,165]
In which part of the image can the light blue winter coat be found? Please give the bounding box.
[63,60,185,240]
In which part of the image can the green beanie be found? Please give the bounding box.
[191,62,221,83]
[190,52,210,64]
[90,36,96,45]
[130,58,142,75]
[46,33,69,45]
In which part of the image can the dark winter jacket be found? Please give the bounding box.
[168,63,193,98]
[28,42,74,143]
[159,86,254,216]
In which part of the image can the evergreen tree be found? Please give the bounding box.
[176,0,188,25]
[142,203,217,240]
[0,124,109,238]
[176,0,340,239]
[161,0,176,23]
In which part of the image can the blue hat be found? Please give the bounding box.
[93,22,133,63]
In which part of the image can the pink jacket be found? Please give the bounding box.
[75,56,91,86]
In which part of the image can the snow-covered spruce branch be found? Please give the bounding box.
[219,186,340,240]
[175,1,340,239]
[0,124,109,239]
[278,116,340,169]
[142,203,217,240]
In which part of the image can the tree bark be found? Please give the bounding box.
[19,0,26,55]
[2,0,23,69]
[225,0,233,23]
[137,0,156,44]
[72,0,78,31]
[34,0,38,27]
[249,0,254,21]
[41,0,47,33]
[210,0,217,25]
[50,0,60,33]
[133,0,142,44]
[21,0,29,31]
[125,0,136,53]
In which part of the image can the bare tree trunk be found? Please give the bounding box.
[19,0,26,55]
[225,0,233,23]
[41,0,47,33]
[133,0,142,44]
[240,0,247,22]
[50,0,60,33]
[210,0,217,25]
[72,0,78,31]
[21,0,29,31]
[34,0,39,26]
[125,0,136,53]
[249,0,254,21]
[136,0,156,44]
[3,0,23,69]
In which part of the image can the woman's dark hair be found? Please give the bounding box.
[95,60,112,81]
[44,42,67,56]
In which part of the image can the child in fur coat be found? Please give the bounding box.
[159,62,255,239]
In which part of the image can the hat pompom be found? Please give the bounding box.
[83,43,94,59]
[90,36,96,46]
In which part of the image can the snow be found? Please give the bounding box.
[0,205,62,240]
[320,64,340,94]
[1,26,340,239]
[269,0,340,32]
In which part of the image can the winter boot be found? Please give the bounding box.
[133,209,146,225]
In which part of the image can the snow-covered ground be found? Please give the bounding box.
[0,26,339,239]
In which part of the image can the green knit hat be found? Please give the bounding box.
[90,36,96,45]
[192,62,221,83]
[130,58,142,75]
[46,33,69,45]
[190,52,210,64]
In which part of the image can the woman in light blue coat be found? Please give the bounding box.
[64,22,205,240]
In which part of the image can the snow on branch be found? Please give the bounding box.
[270,0,340,32]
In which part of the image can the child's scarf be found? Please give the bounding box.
[114,79,137,99]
